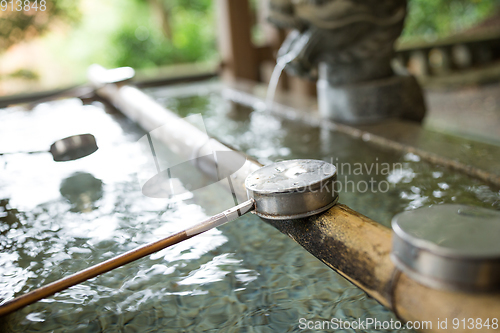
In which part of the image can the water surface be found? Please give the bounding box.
[1,88,499,332]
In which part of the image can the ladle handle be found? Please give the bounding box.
[0,199,255,317]
[0,150,47,156]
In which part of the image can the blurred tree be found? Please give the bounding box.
[109,0,216,68]
[142,0,212,38]
[0,0,80,52]
[145,0,173,39]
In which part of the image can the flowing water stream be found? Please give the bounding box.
[265,30,310,109]
[265,60,286,110]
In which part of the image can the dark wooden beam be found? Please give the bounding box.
[217,0,259,81]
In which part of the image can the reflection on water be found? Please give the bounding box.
[60,173,103,212]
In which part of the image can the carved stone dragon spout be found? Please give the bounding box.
[268,0,426,123]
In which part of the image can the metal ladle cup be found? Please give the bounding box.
[245,159,338,220]
[0,134,98,162]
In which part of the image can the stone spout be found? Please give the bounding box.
[269,0,426,124]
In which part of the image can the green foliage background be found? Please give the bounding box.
[1,0,499,85]
[403,0,499,39]
[42,0,216,76]
[109,0,216,68]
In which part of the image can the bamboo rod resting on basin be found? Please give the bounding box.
[91,75,500,333]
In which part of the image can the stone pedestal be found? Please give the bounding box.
[317,65,426,124]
